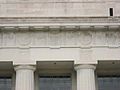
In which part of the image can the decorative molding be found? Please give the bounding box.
[0,17,120,27]
[74,64,96,70]
[0,30,120,48]
[14,65,36,71]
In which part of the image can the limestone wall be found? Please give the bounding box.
[0,0,119,17]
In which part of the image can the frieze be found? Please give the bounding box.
[63,31,78,46]
[0,30,120,48]
[79,31,92,46]
[106,31,118,47]
[0,32,2,47]
[2,32,16,46]
[93,31,107,46]
[48,30,61,46]
[31,31,48,46]
[117,32,120,46]
[17,31,31,47]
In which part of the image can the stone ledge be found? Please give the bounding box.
[0,17,120,24]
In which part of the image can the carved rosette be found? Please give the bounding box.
[79,31,92,46]
[17,32,31,47]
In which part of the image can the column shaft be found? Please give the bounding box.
[75,65,96,90]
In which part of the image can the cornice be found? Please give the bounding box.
[0,17,120,30]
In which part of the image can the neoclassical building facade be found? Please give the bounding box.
[0,0,120,90]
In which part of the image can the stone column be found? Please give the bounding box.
[75,64,96,90]
[14,65,36,90]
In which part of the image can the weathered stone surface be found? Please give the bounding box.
[0,0,119,17]
[0,30,120,48]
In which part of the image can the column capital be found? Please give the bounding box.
[75,64,96,90]
[74,64,96,71]
[14,65,36,71]
[15,65,35,90]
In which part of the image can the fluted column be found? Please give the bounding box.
[14,65,36,90]
[75,64,96,90]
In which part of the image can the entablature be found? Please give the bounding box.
[0,17,120,48]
